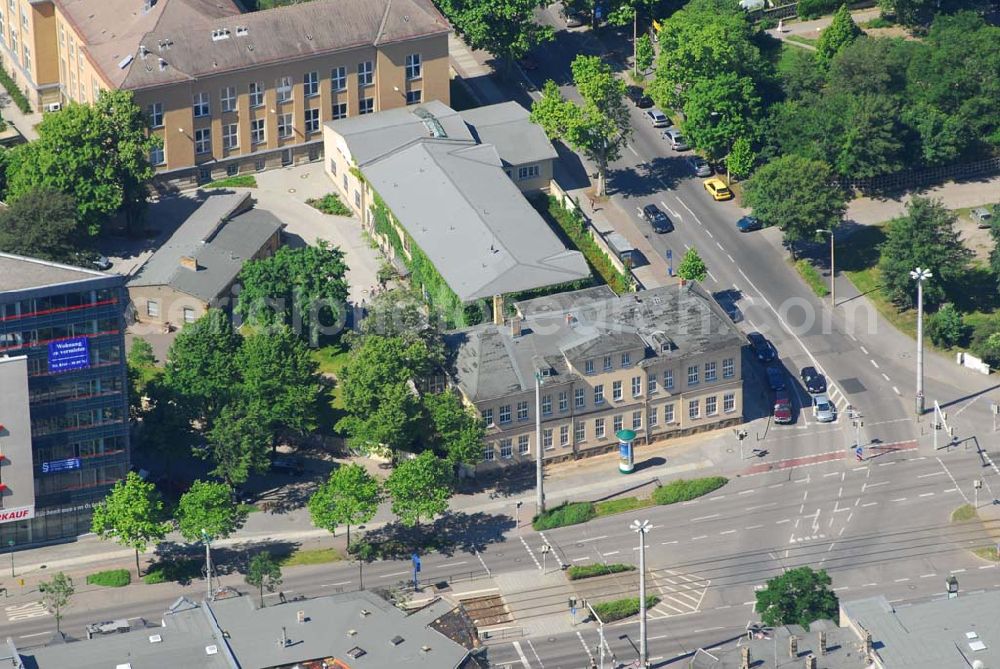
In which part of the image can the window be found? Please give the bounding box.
[585,359,594,375]
[688,399,700,420]
[517,401,529,421]
[543,428,553,449]
[631,376,642,397]
[303,71,319,97]
[354,190,360,208]
[499,404,511,424]
[649,406,659,427]
[226,163,239,177]
[542,394,552,416]
[665,403,675,424]
[249,81,264,108]
[603,355,613,371]
[518,165,540,180]
[500,439,513,459]
[276,75,292,103]
[481,408,493,426]
[149,146,165,166]
[220,86,236,113]
[21,9,26,29]
[574,388,585,409]
[612,381,623,402]
[329,158,337,176]
[483,445,494,461]
[332,101,348,120]
[251,118,265,145]
[198,167,211,183]
[0,13,4,43]
[359,97,374,115]
[183,307,196,324]
[594,384,604,405]
[558,392,568,412]
[632,410,642,430]
[559,424,569,447]
[621,352,631,367]
[255,158,266,172]
[406,89,421,105]
[194,128,211,155]
[723,357,735,379]
[147,102,163,128]
[146,300,160,317]
[22,44,29,72]
[575,421,586,442]
[648,375,658,394]
[222,123,238,150]
[518,435,529,455]
[705,361,717,383]
[331,66,346,92]
[357,60,373,87]
[687,365,699,386]
[706,396,718,416]
[343,174,348,190]
[305,108,320,134]
[664,369,674,390]
[724,392,736,413]
[193,91,210,117]
[595,417,606,439]
[613,414,623,433]
[405,53,421,80]
[277,112,292,139]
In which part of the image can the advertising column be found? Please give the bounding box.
[0,355,36,526]
[617,429,636,474]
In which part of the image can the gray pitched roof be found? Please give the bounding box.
[0,252,111,292]
[461,101,559,166]
[128,192,283,301]
[446,283,745,402]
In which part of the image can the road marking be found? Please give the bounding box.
[437,560,468,568]
[860,346,869,354]
[951,569,966,574]
[520,536,542,570]
[692,514,721,521]
[918,471,945,478]
[920,573,936,578]
[891,498,907,502]
[708,495,727,501]
[512,641,532,668]
[824,472,839,478]
[776,519,791,524]
[870,359,880,369]
[707,270,718,282]
[878,462,896,467]
[720,530,737,535]
[572,557,590,562]
[893,386,901,395]
[706,229,714,238]
[627,143,639,157]
[380,570,411,578]
[727,254,734,262]
[980,565,996,569]
[662,540,679,545]
[768,483,784,489]
[660,200,681,219]
[576,631,595,665]
[577,535,609,543]
[4,602,50,621]
[716,242,724,251]
[745,524,763,530]
[945,488,958,493]
[320,581,353,587]
[692,535,708,541]
[894,578,910,583]
[18,632,50,639]
[526,639,545,668]
[881,373,890,381]
[862,502,878,507]
[684,242,692,249]
[738,489,756,495]
[919,492,936,498]
[864,481,889,489]
[603,550,621,556]
[937,457,972,504]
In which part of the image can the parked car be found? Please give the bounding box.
[86,620,131,638]
[812,394,836,422]
[687,156,712,177]
[773,390,793,424]
[663,128,689,151]
[766,365,786,392]
[703,177,733,201]
[799,366,827,394]
[640,203,674,233]
[270,456,304,476]
[747,332,776,362]
[736,216,762,232]
[625,86,653,108]
[645,108,671,128]
[562,8,587,27]
[972,207,993,228]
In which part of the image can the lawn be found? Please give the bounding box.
[794,259,830,298]
[205,175,257,189]
[785,34,818,47]
[86,569,131,587]
[279,547,344,566]
[312,341,351,411]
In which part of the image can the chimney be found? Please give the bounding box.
[511,316,522,338]
[804,655,817,669]
[740,646,751,669]
[817,631,827,655]
[179,256,199,271]
[789,635,798,658]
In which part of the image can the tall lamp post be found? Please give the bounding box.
[819,228,835,307]
[201,529,213,600]
[911,268,932,416]
[535,370,545,515]
[630,519,651,667]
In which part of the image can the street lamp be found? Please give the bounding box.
[7,539,14,577]
[535,370,545,515]
[819,228,835,307]
[910,267,932,416]
[201,529,213,600]
[630,519,651,668]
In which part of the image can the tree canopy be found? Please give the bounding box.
[90,472,170,578]
[681,72,762,162]
[816,5,862,66]
[0,188,85,263]
[40,572,75,633]
[308,463,381,546]
[437,0,553,72]
[245,552,282,607]
[677,248,708,282]
[384,451,453,526]
[162,309,241,425]
[423,390,487,466]
[726,136,756,180]
[176,480,249,543]
[755,566,839,628]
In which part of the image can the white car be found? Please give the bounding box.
[812,394,836,423]
[645,109,671,128]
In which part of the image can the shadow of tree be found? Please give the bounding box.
[150,538,303,585]
[358,511,513,560]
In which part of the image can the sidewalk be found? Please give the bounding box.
[768,7,881,46]
[0,93,42,141]
[846,175,1000,227]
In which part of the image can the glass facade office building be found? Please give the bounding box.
[0,253,130,547]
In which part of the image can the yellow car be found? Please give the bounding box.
[703,177,733,201]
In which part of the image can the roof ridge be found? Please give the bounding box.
[374,0,393,46]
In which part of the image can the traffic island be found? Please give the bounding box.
[951,504,1000,563]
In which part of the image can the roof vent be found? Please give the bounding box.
[421,645,432,653]
[296,610,307,624]
[236,26,248,36]
[390,636,404,646]
[116,665,132,669]
[157,39,172,50]
[247,43,254,52]
[347,647,366,659]
[360,609,371,617]
[205,645,218,655]
[212,28,231,41]
[347,629,357,637]
[118,54,134,69]
[158,58,167,71]
[139,45,149,57]
[148,634,162,643]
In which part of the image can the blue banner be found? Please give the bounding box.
[41,458,81,474]
[48,337,90,373]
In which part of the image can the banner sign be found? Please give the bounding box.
[48,337,90,373]
[41,458,81,474]
[0,505,35,523]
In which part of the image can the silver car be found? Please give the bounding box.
[663,128,689,151]
[972,207,993,228]
[812,394,835,423]
[645,108,671,128]
[687,156,712,176]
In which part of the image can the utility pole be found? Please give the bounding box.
[535,371,545,515]
[201,529,213,600]
[586,600,610,669]
[974,479,983,509]
[851,407,863,450]
[631,519,651,668]
[736,429,748,459]
[515,500,523,534]
[911,268,932,416]
[820,228,835,307]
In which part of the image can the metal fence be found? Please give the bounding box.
[478,626,525,641]
[750,0,877,22]
[840,156,1000,194]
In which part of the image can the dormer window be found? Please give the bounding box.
[212,28,231,41]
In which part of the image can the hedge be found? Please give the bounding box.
[652,476,729,505]
[143,558,202,585]
[567,563,636,580]
[532,501,596,531]
[797,0,840,19]
[86,569,131,587]
[0,68,31,114]
[592,595,660,622]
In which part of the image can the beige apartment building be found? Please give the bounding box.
[445,284,746,470]
[0,0,450,185]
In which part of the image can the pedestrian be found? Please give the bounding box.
[777,18,783,33]
[587,194,595,209]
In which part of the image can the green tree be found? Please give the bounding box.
[677,247,708,282]
[245,552,283,607]
[681,72,761,162]
[338,382,423,454]
[755,566,838,628]
[726,136,756,181]
[128,337,157,368]
[927,303,969,348]
[133,378,196,466]
[827,36,912,97]
[879,0,989,26]
[350,287,447,368]
[634,34,654,75]
[438,0,554,75]
[384,451,454,526]
[877,197,972,309]
[348,539,378,589]
[90,472,170,578]
[176,480,249,543]
[831,93,905,178]
[205,400,273,487]
[235,242,349,344]
[4,90,158,235]
[743,155,846,253]
[126,337,159,420]
[776,48,824,102]
[39,572,74,634]
[423,391,487,466]
[990,223,1000,290]
[0,188,85,263]
[531,56,631,195]
[817,5,863,66]
[308,463,381,547]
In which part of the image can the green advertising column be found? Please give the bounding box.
[617,429,637,474]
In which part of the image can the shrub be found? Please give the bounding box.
[759,17,778,30]
[591,595,660,622]
[567,563,636,580]
[797,0,839,19]
[143,558,202,585]
[532,501,596,530]
[927,303,969,348]
[652,476,728,505]
[307,193,353,217]
[862,16,894,28]
[0,68,32,113]
[539,196,632,294]
[86,569,131,587]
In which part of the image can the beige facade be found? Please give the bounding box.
[0,0,60,109]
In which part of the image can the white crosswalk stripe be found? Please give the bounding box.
[646,569,710,619]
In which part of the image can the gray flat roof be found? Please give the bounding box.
[461,101,559,166]
[0,253,110,293]
[689,622,862,669]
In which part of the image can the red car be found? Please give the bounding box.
[773,390,793,424]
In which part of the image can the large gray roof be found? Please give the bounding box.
[446,283,745,402]
[0,252,111,293]
[461,101,559,166]
[841,592,1000,668]
[689,621,865,669]
[128,192,283,301]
